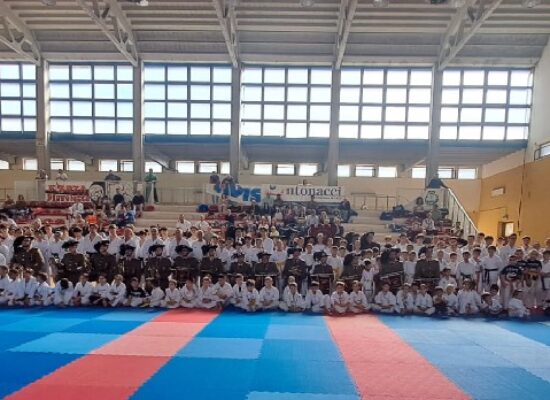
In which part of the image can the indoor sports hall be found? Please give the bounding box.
[0,1,550,399]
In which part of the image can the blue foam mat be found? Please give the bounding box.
[265,324,332,341]
[9,332,120,355]
[176,337,263,359]
[0,331,45,351]
[0,317,88,333]
[0,351,78,384]
[63,319,144,334]
[260,339,343,361]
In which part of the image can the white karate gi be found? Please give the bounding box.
[456,261,476,286]
[15,278,38,306]
[438,276,457,290]
[230,282,247,308]
[53,281,74,306]
[161,288,182,308]
[305,289,329,313]
[148,287,165,307]
[443,292,458,314]
[330,291,350,314]
[31,282,52,306]
[457,289,479,314]
[349,290,369,313]
[403,261,416,284]
[508,298,530,318]
[480,256,504,291]
[197,286,218,309]
[180,285,198,308]
[396,290,414,313]
[0,278,22,306]
[109,282,127,307]
[259,286,280,310]
[213,282,234,307]
[73,281,94,305]
[542,260,550,302]
[279,291,305,312]
[242,289,261,312]
[414,293,435,315]
[361,268,375,302]
[0,274,10,293]
[372,291,397,314]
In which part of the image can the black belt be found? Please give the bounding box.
[484,268,498,284]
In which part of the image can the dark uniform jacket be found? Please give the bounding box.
[90,252,118,281]
[59,252,88,283]
[12,248,45,274]
[145,257,172,289]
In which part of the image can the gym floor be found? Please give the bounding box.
[0,308,549,400]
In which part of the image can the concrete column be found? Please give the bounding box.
[36,61,50,200]
[426,69,443,188]
[132,62,144,189]
[229,66,241,182]
[327,69,341,186]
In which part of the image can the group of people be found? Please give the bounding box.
[0,201,549,319]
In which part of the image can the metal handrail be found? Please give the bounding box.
[444,187,478,237]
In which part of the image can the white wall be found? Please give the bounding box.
[528,38,550,158]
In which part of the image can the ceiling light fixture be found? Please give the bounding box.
[126,0,149,6]
[300,0,315,7]
[40,0,56,6]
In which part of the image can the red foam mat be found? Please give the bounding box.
[8,310,219,400]
[325,315,471,400]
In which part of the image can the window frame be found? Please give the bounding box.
[0,63,37,134]
[67,159,86,172]
[198,161,218,174]
[253,163,273,176]
[23,158,37,171]
[98,159,118,172]
[176,161,195,174]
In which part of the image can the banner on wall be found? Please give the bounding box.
[423,188,445,208]
[44,181,134,203]
[205,183,263,204]
[263,184,345,203]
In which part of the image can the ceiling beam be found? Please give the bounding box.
[334,0,358,69]
[212,0,239,67]
[0,151,16,164]
[52,144,94,166]
[0,0,41,65]
[75,0,139,66]
[438,0,504,71]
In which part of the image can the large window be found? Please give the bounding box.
[440,69,533,141]
[49,63,133,135]
[0,160,9,169]
[143,64,232,135]
[23,158,37,170]
[253,163,273,175]
[241,66,332,138]
[176,161,195,174]
[277,163,295,175]
[298,163,318,176]
[99,159,118,172]
[0,63,36,133]
[339,67,432,140]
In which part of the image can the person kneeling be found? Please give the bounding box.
[457,279,479,315]
[414,283,435,316]
[161,279,181,309]
[259,276,279,310]
[243,279,260,312]
[279,281,304,312]
[372,282,397,314]
[305,281,330,313]
[213,274,234,309]
[89,274,111,307]
[31,272,53,306]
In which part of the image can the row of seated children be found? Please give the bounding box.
[0,266,532,317]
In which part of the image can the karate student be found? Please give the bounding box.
[0,268,20,306]
[197,275,218,309]
[361,260,375,302]
[213,274,233,308]
[180,278,198,308]
[305,281,329,313]
[456,250,476,288]
[443,284,458,315]
[414,283,435,315]
[349,280,369,314]
[480,246,504,292]
[330,281,350,315]
[457,279,479,315]
[15,269,38,306]
[487,284,503,315]
[403,252,417,284]
[230,273,247,308]
[438,267,457,290]
[396,283,414,314]
[259,276,279,310]
[32,272,52,306]
[0,265,10,295]
[89,274,111,307]
[282,275,297,299]
[432,286,447,316]
[125,277,146,307]
[53,278,74,307]
[508,289,530,318]
[145,278,165,308]
[109,274,127,307]
[242,279,260,312]
[279,281,305,312]
[372,282,397,314]
[161,279,182,309]
[72,273,93,306]
[542,250,550,302]
[499,254,523,309]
